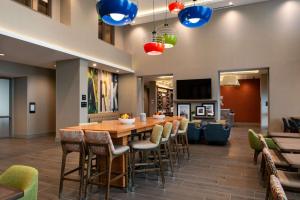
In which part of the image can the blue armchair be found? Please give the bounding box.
[187,123,202,144]
[203,123,231,145]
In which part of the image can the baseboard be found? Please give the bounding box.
[13,131,55,139]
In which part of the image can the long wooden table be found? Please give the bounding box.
[269,132,300,138]
[272,137,300,153]
[66,116,181,187]
[0,185,24,200]
[281,153,300,168]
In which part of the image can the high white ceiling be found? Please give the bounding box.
[133,0,269,24]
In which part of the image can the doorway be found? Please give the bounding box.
[0,78,11,138]
[218,68,269,131]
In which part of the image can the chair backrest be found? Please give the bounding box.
[270,175,288,200]
[0,165,39,200]
[248,129,261,151]
[258,135,269,149]
[288,119,299,133]
[179,118,189,132]
[172,120,180,136]
[150,125,164,145]
[59,129,85,153]
[263,148,278,177]
[282,118,290,132]
[84,131,115,156]
[162,122,173,140]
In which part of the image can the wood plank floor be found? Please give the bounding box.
[0,127,299,200]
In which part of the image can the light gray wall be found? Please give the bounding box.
[0,60,56,137]
[122,0,300,131]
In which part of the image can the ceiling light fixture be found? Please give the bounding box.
[96,0,138,26]
[178,0,213,28]
[93,63,97,67]
[229,1,234,6]
[221,70,260,75]
[144,0,165,55]
[0,53,5,56]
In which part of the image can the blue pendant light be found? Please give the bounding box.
[96,0,138,26]
[178,0,213,28]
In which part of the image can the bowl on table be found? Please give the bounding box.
[153,114,166,119]
[118,118,135,125]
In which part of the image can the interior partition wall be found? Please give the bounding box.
[0,78,11,138]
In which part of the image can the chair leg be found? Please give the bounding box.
[79,152,85,200]
[167,141,174,177]
[125,152,129,192]
[174,137,180,166]
[265,181,270,200]
[84,152,93,199]
[254,150,260,165]
[157,149,165,188]
[59,152,67,199]
[131,151,136,189]
[106,156,112,200]
[184,132,190,160]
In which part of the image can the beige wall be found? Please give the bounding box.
[0,60,56,137]
[122,0,300,131]
[0,0,132,71]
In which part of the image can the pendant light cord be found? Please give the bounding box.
[164,0,168,25]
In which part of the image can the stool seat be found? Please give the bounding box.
[114,145,130,156]
[178,130,185,135]
[131,140,158,150]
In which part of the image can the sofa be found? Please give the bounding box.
[187,122,203,144]
[203,123,231,145]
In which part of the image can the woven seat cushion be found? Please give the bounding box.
[60,129,85,152]
[131,140,158,150]
[269,150,289,167]
[113,145,130,156]
[270,175,288,200]
[278,170,300,189]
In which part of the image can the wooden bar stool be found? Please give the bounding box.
[177,118,190,160]
[268,175,288,200]
[59,129,86,200]
[131,125,165,189]
[160,122,174,176]
[170,120,180,166]
[84,131,130,200]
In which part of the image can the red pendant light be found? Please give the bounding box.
[168,1,184,14]
[144,31,165,55]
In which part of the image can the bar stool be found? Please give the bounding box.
[131,125,165,189]
[84,131,130,200]
[170,120,180,166]
[177,118,190,159]
[59,129,86,200]
[160,122,174,176]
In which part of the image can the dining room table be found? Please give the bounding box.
[272,137,300,153]
[281,153,300,169]
[66,116,181,187]
[268,132,300,138]
[0,184,24,200]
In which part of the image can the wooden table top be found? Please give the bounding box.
[67,116,181,138]
[282,153,300,168]
[0,185,24,200]
[269,132,300,138]
[273,137,300,153]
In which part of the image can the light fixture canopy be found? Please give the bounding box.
[96,0,138,26]
[144,31,165,55]
[178,1,213,28]
[168,1,184,14]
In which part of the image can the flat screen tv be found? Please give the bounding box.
[176,79,212,99]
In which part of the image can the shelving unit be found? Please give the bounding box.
[157,87,173,115]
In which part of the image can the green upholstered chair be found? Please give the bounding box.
[161,122,174,176]
[178,118,190,159]
[0,165,38,200]
[248,129,277,164]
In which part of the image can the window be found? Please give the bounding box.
[12,0,52,17]
[98,20,115,45]
[38,0,51,16]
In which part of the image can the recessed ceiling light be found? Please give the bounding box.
[54,64,56,67]
[0,53,5,56]
[92,63,97,67]
[116,70,120,73]
[229,1,234,6]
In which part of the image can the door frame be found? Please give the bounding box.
[0,77,12,138]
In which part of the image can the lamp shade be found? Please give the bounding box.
[163,34,177,48]
[157,24,177,48]
[178,5,213,28]
[168,1,184,14]
[144,42,165,55]
[96,0,138,26]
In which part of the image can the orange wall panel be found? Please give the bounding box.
[221,79,261,123]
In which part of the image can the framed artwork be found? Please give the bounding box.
[177,103,191,120]
[196,106,206,116]
[203,103,215,116]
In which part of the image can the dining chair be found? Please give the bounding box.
[177,118,190,159]
[268,175,288,200]
[131,125,165,189]
[0,165,38,200]
[59,129,86,199]
[170,120,180,166]
[160,122,174,176]
[263,148,300,198]
[84,131,130,200]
